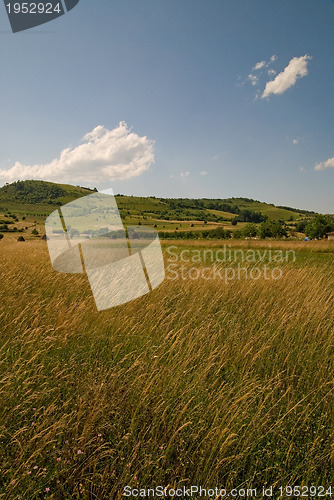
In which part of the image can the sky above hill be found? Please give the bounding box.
[0,0,334,212]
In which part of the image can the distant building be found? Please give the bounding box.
[327,231,334,241]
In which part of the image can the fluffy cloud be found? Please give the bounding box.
[315,157,334,171]
[0,122,155,185]
[200,171,208,176]
[247,55,277,88]
[180,171,190,178]
[262,55,311,99]
[253,60,266,71]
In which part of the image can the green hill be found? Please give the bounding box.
[0,180,318,239]
[0,180,96,216]
[0,180,315,220]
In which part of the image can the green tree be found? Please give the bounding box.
[258,221,273,239]
[305,215,334,239]
[243,223,257,238]
[296,220,308,233]
[258,220,287,239]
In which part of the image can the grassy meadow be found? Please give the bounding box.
[0,238,333,498]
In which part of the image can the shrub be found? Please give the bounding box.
[258,220,288,239]
[17,236,25,242]
[233,230,243,239]
[235,209,267,223]
[243,223,257,238]
[305,215,334,239]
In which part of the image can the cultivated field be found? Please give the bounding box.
[0,239,333,499]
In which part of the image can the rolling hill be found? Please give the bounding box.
[0,179,318,239]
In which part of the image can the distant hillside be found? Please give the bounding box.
[0,180,317,230]
[0,180,96,216]
[115,195,313,223]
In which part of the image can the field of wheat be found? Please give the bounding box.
[0,238,333,499]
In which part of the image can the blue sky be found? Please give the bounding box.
[0,0,334,212]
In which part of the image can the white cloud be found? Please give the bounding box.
[253,60,266,71]
[0,122,155,185]
[244,55,278,89]
[293,139,299,144]
[248,74,258,86]
[262,55,311,99]
[180,171,190,178]
[315,157,334,171]
[200,171,208,176]
[252,55,277,73]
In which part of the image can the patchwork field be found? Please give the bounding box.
[0,181,312,240]
[0,238,333,498]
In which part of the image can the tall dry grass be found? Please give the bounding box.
[0,239,333,498]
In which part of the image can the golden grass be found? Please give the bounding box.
[162,238,334,252]
[0,239,333,498]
